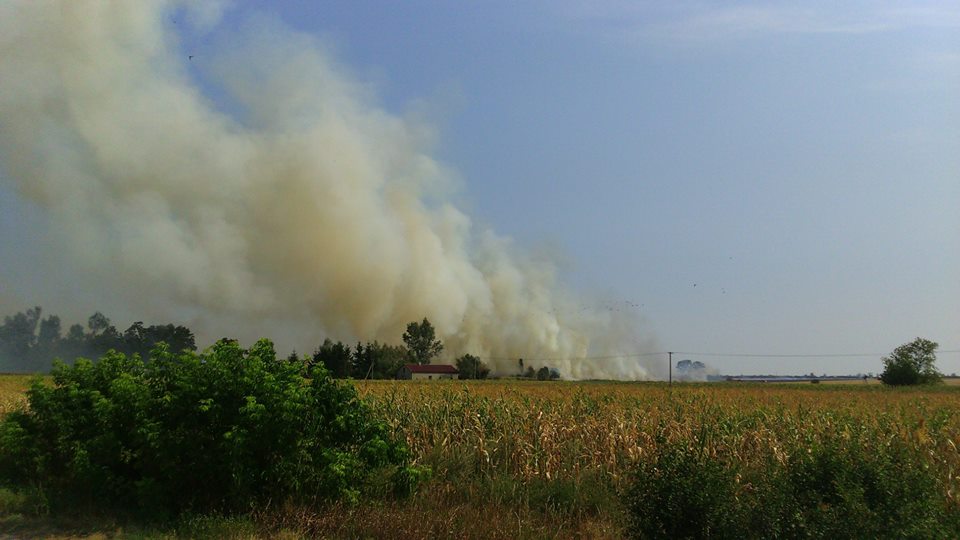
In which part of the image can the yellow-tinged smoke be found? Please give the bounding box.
[0,1,658,379]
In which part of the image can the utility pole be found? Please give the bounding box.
[668,351,673,386]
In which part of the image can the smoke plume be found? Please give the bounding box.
[0,1,658,379]
[674,359,717,382]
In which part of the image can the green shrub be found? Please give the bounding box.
[0,339,423,516]
[785,439,949,538]
[624,436,957,539]
[625,443,748,539]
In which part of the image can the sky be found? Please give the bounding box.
[1,1,958,376]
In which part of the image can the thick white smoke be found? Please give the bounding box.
[0,1,658,379]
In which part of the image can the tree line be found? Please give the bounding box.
[0,308,500,379]
[311,318,493,380]
[0,307,195,373]
[7,307,941,384]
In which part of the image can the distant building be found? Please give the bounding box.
[396,363,459,380]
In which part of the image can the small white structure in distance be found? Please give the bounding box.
[396,364,459,380]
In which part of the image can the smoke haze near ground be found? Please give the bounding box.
[0,1,658,379]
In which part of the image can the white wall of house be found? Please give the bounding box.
[411,372,455,380]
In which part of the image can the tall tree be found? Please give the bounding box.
[351,342,367,379]
[879,337,941,386]
[351,341,408,379]
[123,321,148,356]
[366,341,408,379]
[37,315,62,350]
[122,322,195,359]
[402,318,443,365]
[456,354,489,380]
[144,324,196,354]
[85,312,120,355]
[536,366,551,381]
[0,307,42,369]
[313,338,352,379]
[63,323,86,358]
[87,312,111,335]
[66,324,85,342]
[34,315,62,367]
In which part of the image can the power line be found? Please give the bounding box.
[673,352,883,358]
[673,350,960,359]
[444,349,960,363]
[472,351,666,363]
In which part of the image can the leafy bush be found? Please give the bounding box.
[625,435,956,539]
[785,439,949,538]
[0,339,422,516]
[624,442,751,538]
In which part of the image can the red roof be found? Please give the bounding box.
[403,363,459,374]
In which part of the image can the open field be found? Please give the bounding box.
[2,376,959,538]
[776,377,960,386]
[0,374,35,416]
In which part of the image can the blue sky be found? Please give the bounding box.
[266,1,959,374]
[1,1,958,375]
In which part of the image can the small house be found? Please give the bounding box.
[396,363,459,380]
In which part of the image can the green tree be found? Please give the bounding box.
[143,323,195,354]
[0,307,42,355]
[66,323,85,342]
[351,341,408,379]
[879,337,941,386]
[351,341,366,378]
[36,315,61,351]
[85,311,121,354]
[61,323,88,362]
[86,311,111,335]
[402,318,443,365]
[0,307,42,371]
[366,341,408,379]
[536,366,551,381]
[314,338,353,378]
[456,354,489,380]
[32,315,62,369]
[122,321,147,356]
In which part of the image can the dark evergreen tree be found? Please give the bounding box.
[352,342,367,378]
[313,338,353,378]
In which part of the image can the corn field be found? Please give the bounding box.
[358,380,960,508]
[0,375,33,417]
[1,376,959,537]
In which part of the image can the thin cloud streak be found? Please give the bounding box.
[555,1,960,43]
